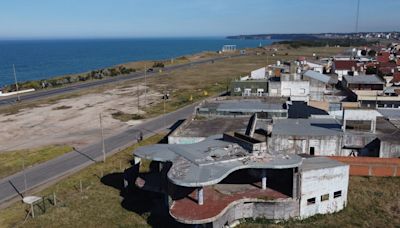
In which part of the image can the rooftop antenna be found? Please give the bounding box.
[351,0,361,58]
[355,0,361,34]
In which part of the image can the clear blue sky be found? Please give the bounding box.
[1,0,399,39]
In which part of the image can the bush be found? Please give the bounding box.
[152,62,165,68]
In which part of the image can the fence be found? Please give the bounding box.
[329,156,400,177]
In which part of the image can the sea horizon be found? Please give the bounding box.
[0,37,277,87]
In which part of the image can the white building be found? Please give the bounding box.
[300,157,349,219]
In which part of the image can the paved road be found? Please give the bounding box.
[0,102,197,205]
[0,54,238,106]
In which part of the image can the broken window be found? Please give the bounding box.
[307,197,316,205]
[321,194,329,201]
[334,191,342,198]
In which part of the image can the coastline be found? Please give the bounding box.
[0,38,276,89]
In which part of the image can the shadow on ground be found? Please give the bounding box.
[101,169,186,227]
[100,124,193,227]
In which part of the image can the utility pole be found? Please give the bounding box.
[144,64,147,110]
[99,113,106,163]
[13,64,21,102]
[163,87,166,128]
[137,81,140,114]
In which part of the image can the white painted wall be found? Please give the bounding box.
[281,81,310,97]
[343,109,382,121]
[300,165,349,219]
[251,67,266,79]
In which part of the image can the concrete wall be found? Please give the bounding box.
[380,140,400,158]
[270,135,342,156]
[211,199,299,228]
[299,165,349,219]
[251,67,266,79]
[168,136,206,145]
[308,80,326,101]
[268,81,281,97]
[281,81,310,97]
[343,109,381,121]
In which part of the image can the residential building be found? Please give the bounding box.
[332,60,359,81]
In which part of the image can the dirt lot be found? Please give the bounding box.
[0,85,161,151]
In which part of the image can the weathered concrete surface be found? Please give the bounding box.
[300,160,349,219]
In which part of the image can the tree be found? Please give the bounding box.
[366,66,377,75]
[361,50,367,56]
[368,50,377,57]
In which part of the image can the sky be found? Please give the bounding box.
[0,0,399,39]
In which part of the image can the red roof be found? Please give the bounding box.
[334,60,357,70]
[377,52,391,63]
[391,72,400,83]
[378,62,397,75]
[378,62,397,68]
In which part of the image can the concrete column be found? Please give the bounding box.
[261,170,267,190]
[197,188,204,205]
[342,119,347,132]
[371,120,376,133]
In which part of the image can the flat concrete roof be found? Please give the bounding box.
[272,118,343,136]
[378,108,400,120]
[301,157,348,171]
[200,99,287,113]
[174,117,249,137]
[303,70,331,84]
[343,75,384,85]
[134,135,303,187]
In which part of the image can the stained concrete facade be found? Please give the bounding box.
[299,158,349,219]
[270,118,343,156]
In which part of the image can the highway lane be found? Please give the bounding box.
[0,102,196,205]
[0,54,238,106]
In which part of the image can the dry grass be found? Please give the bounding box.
[241,177,400,228]
[0,145,73,179]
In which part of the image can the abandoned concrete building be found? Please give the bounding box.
[131,131,349,227]
[169,98,288,145]
[170,96,400,158]
[270,118,343,156]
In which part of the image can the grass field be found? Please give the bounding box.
[0,145,73,179]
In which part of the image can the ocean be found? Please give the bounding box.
[0,38,277,87]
